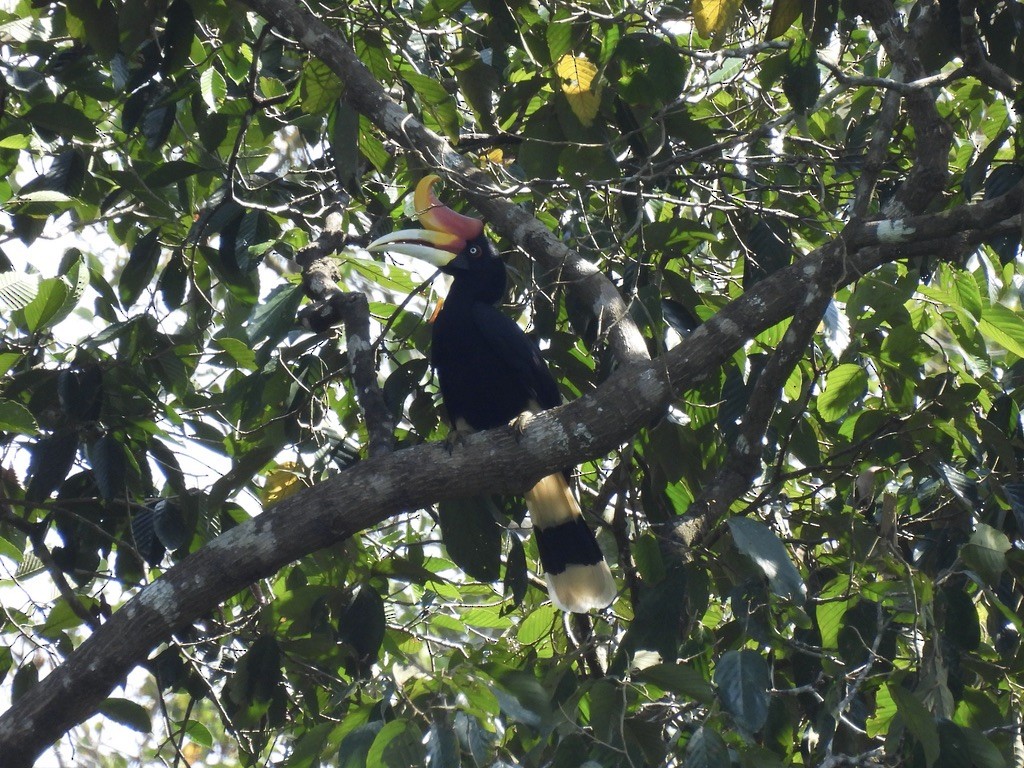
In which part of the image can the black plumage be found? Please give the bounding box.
[368,176,616,612]
[431,235,560,431]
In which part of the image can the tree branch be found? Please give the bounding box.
[296,211,397,457]
[241,0,650,367]
[672,242,843,549]
[0,180,1017,766]
[853,0,952,216]
[958,0,1019,98]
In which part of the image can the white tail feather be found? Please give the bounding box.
[546,563,617,612]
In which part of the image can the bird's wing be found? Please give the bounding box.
[472,303,561,411]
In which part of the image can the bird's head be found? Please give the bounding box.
[368,176,504,299]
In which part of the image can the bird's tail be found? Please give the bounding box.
[524,473,616,612]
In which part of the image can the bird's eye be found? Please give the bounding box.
[468,245,480,256]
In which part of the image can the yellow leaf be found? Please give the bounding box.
[765,0,802,39]
[480,148,507,166]
[694,0,743,41]
[555,55,602,127]
[263,462,306,506]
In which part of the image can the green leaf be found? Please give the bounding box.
[403,71,460,138]
[815,593,849,649]
[120,229,161,307]
[300,59,344,115]
[337,584,386,672]
[98,698,152,733]
[24,103,97,140]
[18,190,71,203]
[637,663,715,704]
[682,725,730,768]
[64,0,118,59]
[89,434,128,501]
[0,134,31,149]
[162,0,195,74]
[516,604,558,645]
[228,635,282,704]
[153,500,189,551]
[890,685,940,766]
[960,523,1011,584]
[200,67,227,112]
[39,597,91,637]
[248,284,304,347]
[783,42,821,114]
[144,161,205,188]
[358,115,389,172]
[492,669,551,727]
[0,400,37,435]
[728,516,806,602]
[331,102,361,189]
[949,269,983,319]
[817,363,867,421]
[547,22,573,63]
[0,535,24,563]
[19,277,69,333]
[12,664,38,703]
[366,719,425,768]
[216,337,258,371]
[942,586,980,651]
[0,646,12,684]
[503,533,528,608]
[26,430,78,502]
[338,722,384,768]
[947,723,1007,768]
[418,0,466,24]
[184,720,213,748]
[425,719,460,768]
[437,496,502,582]
[979,301,1024,358]
[713,649,771,733]
[58,366,103,422]
[633,531,666,584]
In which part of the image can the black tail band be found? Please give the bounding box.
[534,517,604,575]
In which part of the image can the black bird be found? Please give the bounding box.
[368,176,615,612]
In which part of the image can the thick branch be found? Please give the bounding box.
[296,217,397,457]
[959,0,1019,97]
[853,0,953,216]
[674,242,842,548]
[1,184,1016,766]
[241,0,649,366]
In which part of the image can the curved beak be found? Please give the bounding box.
[367,175,483,267]
[367,227,465,268]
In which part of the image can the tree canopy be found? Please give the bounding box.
[1,0,1023,765]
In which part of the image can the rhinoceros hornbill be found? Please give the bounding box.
[368,176,616,613]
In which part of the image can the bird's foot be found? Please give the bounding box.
[510,411,533,443]
[444,423,472,454]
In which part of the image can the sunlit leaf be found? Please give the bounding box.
[263,463,306,505]
[817,363,867,421]
[555,55,601,127]
[694,0,744,41]
[0,400,37,435]
[200,67,227,112]
[961,523,1010,584]
[766,0,802,39]
[728,516,807,602]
